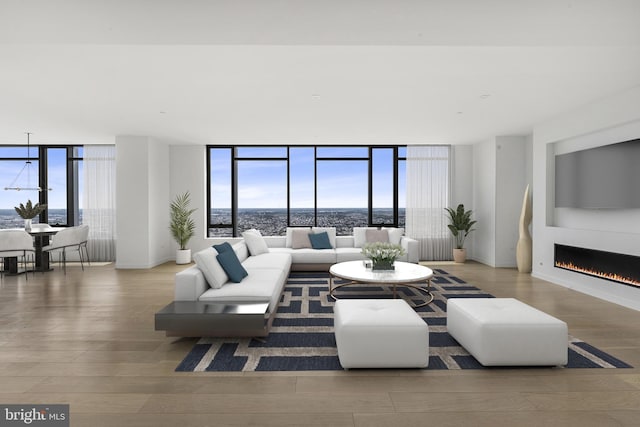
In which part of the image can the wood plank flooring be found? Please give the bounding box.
[1,261,640,426]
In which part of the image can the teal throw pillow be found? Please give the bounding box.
[213,242,233,253]
[309,231,333,249]
[216,250,248,283]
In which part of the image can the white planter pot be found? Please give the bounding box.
[453,248,467,263]
[176,249,192,265]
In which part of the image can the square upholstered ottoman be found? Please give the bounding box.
[333,299,429,369]
[447,298,568,366]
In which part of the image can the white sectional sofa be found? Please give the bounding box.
[265,227,419,271]
[170,227,419,336]
[175,240,291,316]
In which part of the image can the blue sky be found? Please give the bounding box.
[210,147,405,209]
[0,147,74,210]
[3,146,404,212]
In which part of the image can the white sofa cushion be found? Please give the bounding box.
[263,235,286,248]
[242,229,269,255]
[336,247,368,263]
[232,241,250,263]
[353,227,370,248]
[193,248,228,289]
[335,236,355,248]
[270,247,337,264]
[384,227,404,245]
[199,268,285,303]
[242,252,293,270]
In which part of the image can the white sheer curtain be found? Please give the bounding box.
[83,145,116,262]
[405,145,452,261]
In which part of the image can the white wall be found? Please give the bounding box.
[451,145,474,258]
[472,139,497,266]
[169,144,213,254]
[115,136,171,268]
[532,86,640,311]
[495,136,527,267]
[471,136,528,267]
[149,142,171,264]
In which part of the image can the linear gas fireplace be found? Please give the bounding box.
[555,244,640,288]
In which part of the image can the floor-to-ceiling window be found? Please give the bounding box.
[0,145,83,228]
[207,146,406,237]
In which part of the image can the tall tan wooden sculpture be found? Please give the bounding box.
[516,185,532,273]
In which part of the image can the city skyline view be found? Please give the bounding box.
[210,207,406,237]
[210,146,406,209]
[0,208,78,229]
[0,147,79,208]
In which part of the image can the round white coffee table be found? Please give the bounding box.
[329,260,434,308]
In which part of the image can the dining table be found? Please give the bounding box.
[2,226,65,274]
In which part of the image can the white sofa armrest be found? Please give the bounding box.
[175,266,209,301]
[401,236,420,263]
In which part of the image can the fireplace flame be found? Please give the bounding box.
[555,261,640,288]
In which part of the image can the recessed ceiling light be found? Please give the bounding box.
[479,94,491,99]
[159,111,167,114]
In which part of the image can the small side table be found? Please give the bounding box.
[155,301,271,337]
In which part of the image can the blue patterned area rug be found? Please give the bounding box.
[176,270,632,372]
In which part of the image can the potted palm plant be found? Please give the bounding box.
[444,204,476,263]
[170,191,197,264]
[14,199,47,231]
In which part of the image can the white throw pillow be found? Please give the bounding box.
[353,227,373,248]
[193,248,228,289]
[383,227,404,245]
[242,229,269,255]
[312,227,337,248]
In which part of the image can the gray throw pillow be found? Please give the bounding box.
[365,229,389,243]
[291,228,312,249]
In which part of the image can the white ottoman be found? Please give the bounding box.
[333,299,429,369]
[447,298,568,366]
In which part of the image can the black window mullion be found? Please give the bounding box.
[286,147,291,227]
[314,147,318,227]
[206,146,212,235]
[368,147,373,226]
[67,147,76,226]
[232,147,238,237]
[393,147,399,227]
[38,146,48,224]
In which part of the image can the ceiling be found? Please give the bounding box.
[1,0,640,146]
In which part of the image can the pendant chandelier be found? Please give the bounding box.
[4,132,51,192]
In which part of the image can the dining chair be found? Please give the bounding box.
[41,225,90,274]
[77,224,90,269]
[0,230,36,280]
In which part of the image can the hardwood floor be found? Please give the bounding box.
[1,261,640,426]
